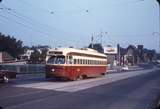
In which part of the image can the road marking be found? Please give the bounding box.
[14,68,159,92]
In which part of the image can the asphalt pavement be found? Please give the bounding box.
[0,66,160,109]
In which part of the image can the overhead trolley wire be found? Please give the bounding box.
[0,4,56,35]
[17,0,50,14]
[0,4,79,38]
[0,10,53,39]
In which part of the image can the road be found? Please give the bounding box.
[0,67,160,109]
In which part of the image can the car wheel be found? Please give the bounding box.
[3,76,9,83]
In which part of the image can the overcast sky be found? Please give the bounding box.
[0,0,159,51]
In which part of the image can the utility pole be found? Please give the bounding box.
[157,0,160,52]
[100,31,103,46]
[91,33,94,48]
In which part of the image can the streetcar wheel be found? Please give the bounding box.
[101,73,106,75]
[99,73,106,77]
[77,75,83,80]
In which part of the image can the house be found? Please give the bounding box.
[20,49,34,60]
[0,52,14,63]
[114,45,145,66]
[143,49,156,62]
[104,44,155,66]
[125,45,138,66]
[119,47,127,66]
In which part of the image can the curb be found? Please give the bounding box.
[108,68,145,73]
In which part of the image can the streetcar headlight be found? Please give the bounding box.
[52,69,55,72]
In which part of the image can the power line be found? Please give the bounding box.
[70,0,90,13]
[0,5,56,36]
[0,4,79,38]
[16,0,90,15]
[118,0,144,4]
[0,12,53,39]
[0,5,55,34]
[17,0,50,14]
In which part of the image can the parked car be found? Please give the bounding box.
[0,65,16,83]
[122,65,129,71]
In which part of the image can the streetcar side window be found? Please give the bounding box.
[80,59,82,64]
[77,59,79,64]
[74,59,76,64]
[84,60,86,64]
[83,60,85,64]
[66,55,73,64]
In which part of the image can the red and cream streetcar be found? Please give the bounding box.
[45,48,107,80]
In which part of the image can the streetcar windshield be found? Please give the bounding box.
[47,56,65,64]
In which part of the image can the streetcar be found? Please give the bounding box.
[45,48,107,80]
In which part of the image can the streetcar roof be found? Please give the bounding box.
[48,48,107,58]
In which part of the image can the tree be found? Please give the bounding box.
[0,33,24,58]
[88,43,104,53]
[39,48,48,63]
[29,45,49,64]
[30,49,41,64]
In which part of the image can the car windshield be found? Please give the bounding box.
[47,56,65,64]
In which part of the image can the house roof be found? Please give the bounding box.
[127,45,137,50]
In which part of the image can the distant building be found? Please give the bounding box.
[0,52,14,63]
[125,45,138,66]
[104,44,148,66]
[143,49,156,62]
[103,44,155,66]
[119,47,127,66]
[20,50,34,60]
[137,45,144,63]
